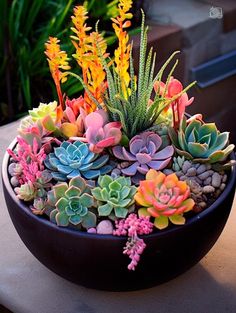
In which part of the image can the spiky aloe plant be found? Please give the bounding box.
[66,10,195,139]
[100,11,196,139]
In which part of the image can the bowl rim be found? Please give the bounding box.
[2,138,236,240]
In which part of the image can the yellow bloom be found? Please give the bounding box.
[45,37,70,112]
[111,0,133,98]
[71,6,108,112]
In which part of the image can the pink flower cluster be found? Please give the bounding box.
[7,137,46,185]
[113,214,153,270]
[113,213,153,236]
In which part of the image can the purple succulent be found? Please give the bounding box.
[112,132,174,183]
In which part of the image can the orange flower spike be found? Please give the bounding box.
[112,0,133,98]
[71,6,91,82]
[71,6,108,111]
[45,37,70,113]
[135,169,195,230]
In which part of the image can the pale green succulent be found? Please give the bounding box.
[29,101,57,122]
[15,181,36,201]
[172,156,185,172]
[92,175,137,219]
[48,176,96,229]
[169,117,235,163]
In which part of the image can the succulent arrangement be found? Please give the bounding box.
[7,0,235,271]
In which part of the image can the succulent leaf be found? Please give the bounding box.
[154,216,169,230]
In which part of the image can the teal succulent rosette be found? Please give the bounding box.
[169,116,235,163]
[48,176,96,229]
[44,140,114,181]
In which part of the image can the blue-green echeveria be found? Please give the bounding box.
[44,140,114,181]
[92,175,137,219]
[169,116,235,163]
[48,176,96,229]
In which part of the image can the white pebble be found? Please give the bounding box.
[199,201,207,208]
[222,174,227,183]
[220,183,226,191]
[97,220,114,234]
[212,172,221,188]
[182,161,192,174]
[203,186,215,194]
[8,163,16,176]
[196,164,207,175]
[87,228,97,234]
[186,167,197,177]
[10,176,19,187]
[203,177,212,185]
[195,177,203,185]
[198,171,211,180]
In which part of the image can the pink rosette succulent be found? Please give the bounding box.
[84,110,122,153]
[112,132,174,183]
[135,170,195,229]
[65,96,88,117]
[61,105,84,138]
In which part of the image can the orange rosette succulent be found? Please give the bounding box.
[134,169,195,230]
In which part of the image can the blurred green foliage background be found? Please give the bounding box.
[0,0,143,125]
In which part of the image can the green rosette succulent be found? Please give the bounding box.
[29,101,57,122]
[48,176,96,229]
[15,181,36,201]
[92,175,137,219]
[169,117,235,163]
[44,140,114,181]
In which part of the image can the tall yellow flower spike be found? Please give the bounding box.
[45,37,70,113]
[111,0,133,98]
[71,6,108,112]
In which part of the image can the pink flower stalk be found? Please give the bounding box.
[154,77,194,129]
[113,214,153,270]
[84,109,122,153]
[7,137,46,185]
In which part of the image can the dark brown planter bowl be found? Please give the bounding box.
[2,139,236,291]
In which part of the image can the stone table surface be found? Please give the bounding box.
[1,121,236,313]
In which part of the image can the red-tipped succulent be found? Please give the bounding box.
[135,169,195,229]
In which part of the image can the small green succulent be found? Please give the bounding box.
[92,175,137,219]
[169,117,235,163]
[172,156,185,172]
[48,176,96,229]
[15,181,36,201]
[29,101,57,122]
